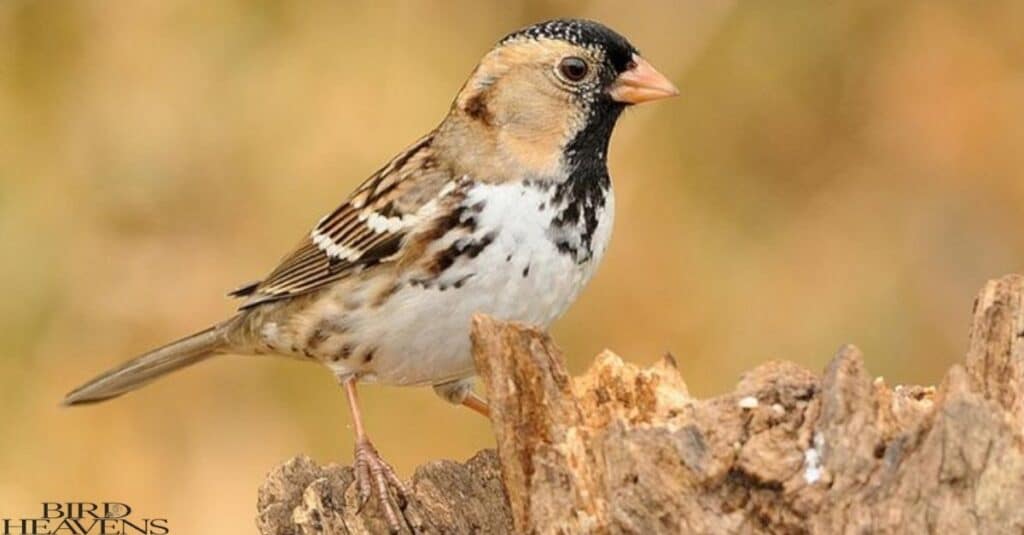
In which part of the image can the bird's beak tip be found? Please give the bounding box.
[609,54,679,105]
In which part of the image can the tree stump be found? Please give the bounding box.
[256,275,1024,534]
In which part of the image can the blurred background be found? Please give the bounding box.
[2,0,1023,532]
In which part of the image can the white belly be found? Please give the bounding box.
[339,181,614,386]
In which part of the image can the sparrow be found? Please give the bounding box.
[64,18,677,531]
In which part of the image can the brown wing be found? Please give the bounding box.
[236,133,452,308]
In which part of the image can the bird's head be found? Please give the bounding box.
[439,19,678,181]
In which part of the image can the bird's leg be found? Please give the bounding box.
[341,377,409,532]
[461,391,491,418]
[433,378,490,418]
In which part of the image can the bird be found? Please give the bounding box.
[63,18,678,531]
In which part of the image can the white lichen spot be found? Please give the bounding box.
[803,431,826,484]
[771,403,785,415]
[738,396,759,409]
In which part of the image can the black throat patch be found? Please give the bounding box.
[549,98,623,263]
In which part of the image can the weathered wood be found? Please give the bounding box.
[256,451,512,535]
[257,274,1024,534]
[965,274,1024,422]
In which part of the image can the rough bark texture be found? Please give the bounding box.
[257,274,1024,534]
[256,450,512,534]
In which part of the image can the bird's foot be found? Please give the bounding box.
[353,438,410,533]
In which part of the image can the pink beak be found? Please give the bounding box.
[608,54,679,104]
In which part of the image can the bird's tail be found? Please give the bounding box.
[62,319,237,406]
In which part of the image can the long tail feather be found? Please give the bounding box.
[62,319,236,406]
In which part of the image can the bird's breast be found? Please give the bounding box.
[448,178,615,299]
[406,178,614,319]
[331,179,614,386]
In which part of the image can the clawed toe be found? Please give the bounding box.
[353,438,409,533]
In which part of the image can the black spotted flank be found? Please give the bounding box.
[429,231,497,276]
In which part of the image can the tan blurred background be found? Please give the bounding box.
[2,0,1023,532]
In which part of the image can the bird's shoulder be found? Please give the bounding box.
[233,132,467,308]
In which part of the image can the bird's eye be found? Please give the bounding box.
[558,57,589,82]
